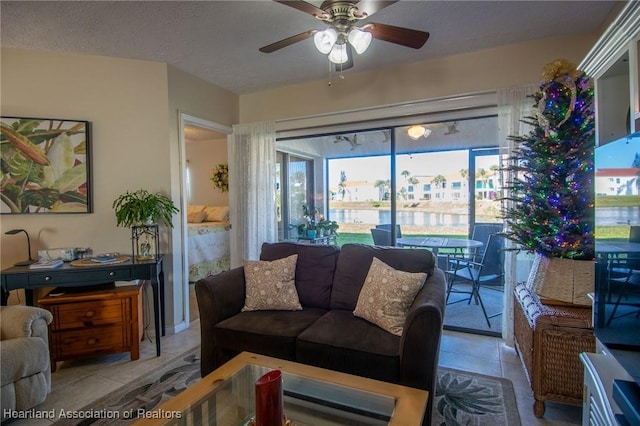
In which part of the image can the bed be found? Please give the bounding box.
[187,205,231,282]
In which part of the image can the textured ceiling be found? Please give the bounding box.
[0,1,621,95]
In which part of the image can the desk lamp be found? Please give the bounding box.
[5,229,36,266]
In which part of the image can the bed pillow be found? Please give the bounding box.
[242,254,302,311]
[187,205,206,215]
[353,257,427,336]
[204,206,229,222]
[187,209,206,223]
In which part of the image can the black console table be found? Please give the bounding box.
[0,255,165,357]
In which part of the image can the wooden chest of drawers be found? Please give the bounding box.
[39,284,143,371]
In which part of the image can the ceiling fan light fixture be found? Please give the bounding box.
[313,28,338,54]
[328,43,349,64]
[347,27,372,54]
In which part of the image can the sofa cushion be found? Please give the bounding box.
[242,254,302,311]
[260,242,340,310]
[296,310,401,383]
[331,244,435,310]
[214,308,327,362]
[354,257,427,336]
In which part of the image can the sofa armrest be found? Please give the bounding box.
[0,305,53,341]
[195,266,246,376]
[399,267,447,421]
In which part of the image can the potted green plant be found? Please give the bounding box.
[318,218,339,236]
[112,189,179,228]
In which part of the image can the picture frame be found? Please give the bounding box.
[1,116,92,214]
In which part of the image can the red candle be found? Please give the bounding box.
[254,369,283,426]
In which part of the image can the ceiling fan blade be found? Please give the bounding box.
[367,22,429,49]
[259,30,316,53]
[336,44,354,71]
[352,1,398,18]
[274,0,329,18]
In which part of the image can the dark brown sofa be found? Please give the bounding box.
[195,242,446,424]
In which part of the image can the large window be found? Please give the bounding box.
[276,116,501,245]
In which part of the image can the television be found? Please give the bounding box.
[593,131,640,385]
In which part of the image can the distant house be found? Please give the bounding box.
[405,175,466,201]
[595,168,640,196]
[335,167,500,202]
[330,180,380,201]
[406,169,498,202]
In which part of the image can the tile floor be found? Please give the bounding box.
[8,321,581,425]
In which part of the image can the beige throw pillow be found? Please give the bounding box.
[353,257,427,336]
[242,254,302,311]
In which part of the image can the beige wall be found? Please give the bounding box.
[186,137,229,207]
[0,48,170,268]
[239,33,598,123]
[1,49,239,332]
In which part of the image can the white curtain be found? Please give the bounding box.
[498,84,537,346]
[227,121,277,267]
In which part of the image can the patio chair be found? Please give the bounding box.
[445,233,504,327]
[370,228,392,246]
[606,253,640,326]
[468,223,502,258]
[375,224,403,238]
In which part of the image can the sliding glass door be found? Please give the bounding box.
[276,152,314,241]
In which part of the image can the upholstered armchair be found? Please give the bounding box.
[1,305,53,419]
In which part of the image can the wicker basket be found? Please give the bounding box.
[527,254,594,306]
[513,283,595,417]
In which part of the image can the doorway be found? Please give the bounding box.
[179,114,231,324]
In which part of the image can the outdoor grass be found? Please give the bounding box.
[596,225,631,240]
[335,232,467,246]
[336,227,631,246]
[595,195,640,207]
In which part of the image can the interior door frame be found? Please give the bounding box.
[178,112,232,326]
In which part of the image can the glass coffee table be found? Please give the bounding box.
[134,352,428,426]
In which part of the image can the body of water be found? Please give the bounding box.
[595,206,640,226]
[329,209,469,228]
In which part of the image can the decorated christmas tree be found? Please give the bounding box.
[503,59,595,260]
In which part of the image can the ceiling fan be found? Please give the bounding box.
[334,134,361,150]
[259,0,430,70]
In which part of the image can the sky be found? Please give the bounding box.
[328,150,470,186]
[595,134,640,169]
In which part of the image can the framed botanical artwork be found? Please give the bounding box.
[0,116,92,214]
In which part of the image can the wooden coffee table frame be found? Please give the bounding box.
[135,351,428,425]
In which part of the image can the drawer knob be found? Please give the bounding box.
[109,272,115,276]
[85,310,95,317]
[87,338,96,345]
[45,276,51,281]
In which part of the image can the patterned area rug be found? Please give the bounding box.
[433,368,521,426]
[54,347,520,426]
